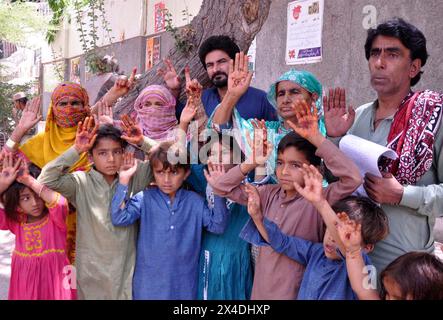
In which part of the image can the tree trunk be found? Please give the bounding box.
[113,0,271,118]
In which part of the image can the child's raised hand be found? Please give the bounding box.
[74,116,98,154]
[244,183,263,220]
[180,96,197,125]
[287,100,324,147]
[118,152,138,185]
[15,159,32,185]
[292,164,324,204]
[204,161,226,187]
[337,212,362,257]
[120,114,144,146]
[0,153,22,189]
[245,119,273,166]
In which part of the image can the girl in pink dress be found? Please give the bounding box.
[0,154,76,300]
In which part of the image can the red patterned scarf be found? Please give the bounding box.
[384,90,443,185]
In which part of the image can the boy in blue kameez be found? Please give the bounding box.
[111,141,230,300]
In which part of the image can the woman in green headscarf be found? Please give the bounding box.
[209,68,326,176]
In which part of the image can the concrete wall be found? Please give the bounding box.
[50,0,443,109]
[251,0,443,108]
[146,0,202,35]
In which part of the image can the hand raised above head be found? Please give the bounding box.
[18,96,42,131]
[227,52,253,99]
[158,58,181,93]
[118,152,139,185]
[74,116,98,154]
[120,114,144,146]
[292,164,324,204]
[110,67,138,98]
[336,212,362,255]
[0,153,22,188]
[323,88,355,138]
[287,99,325,147]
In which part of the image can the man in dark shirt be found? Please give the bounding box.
[161,36,277,122]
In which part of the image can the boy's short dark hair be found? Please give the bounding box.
[149,141,190,172]
[90,124,127,152]
[364,18,428,86]
[331,196,389,245]
[198,35,241,69]
[2,163,42,222]
[277,131,321,166]
[380,252,443,300]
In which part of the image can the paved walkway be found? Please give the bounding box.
[0,231,14,300]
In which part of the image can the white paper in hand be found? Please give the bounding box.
[339,135,398,197]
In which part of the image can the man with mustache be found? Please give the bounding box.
[164,35,277,121]
[325,18,443,276]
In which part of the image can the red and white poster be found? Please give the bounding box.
[286,0,324,65]
[154,2,166,33]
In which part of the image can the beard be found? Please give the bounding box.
[211,72,228,88]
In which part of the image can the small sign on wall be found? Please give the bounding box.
[286,0,324,65]
[154,2,166,33]
[70,57,81,84]
[247,37,257,78]
[145,36,161,71]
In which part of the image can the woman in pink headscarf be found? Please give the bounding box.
[133,84,207,143]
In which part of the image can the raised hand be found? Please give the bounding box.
[287,99,324,146]
[180,96,198,125]
[109,67,138,99]
[15,159,32,185]
[96,100,114,125]
[120,114,144,146]
[158,59,181,95]
[0,153,22,190]
[337,212,362,256]
[74,116,98,154]
[184,66,203,101]
[292,164,324,204]
[118,152,138,185]
[203,161,226,187]
[323,88,355,138]
[245,119,273,166]
[17,96,42,131]
[227,52,253,99]
[244,183,263,220]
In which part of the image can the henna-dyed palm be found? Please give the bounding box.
[337,212,362,250]
[1,153,21,187]
[184,66,203,101]
[228,52,253,98]
[75,116,98,153]
[286,99,319,139]
[120,114,143,145]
